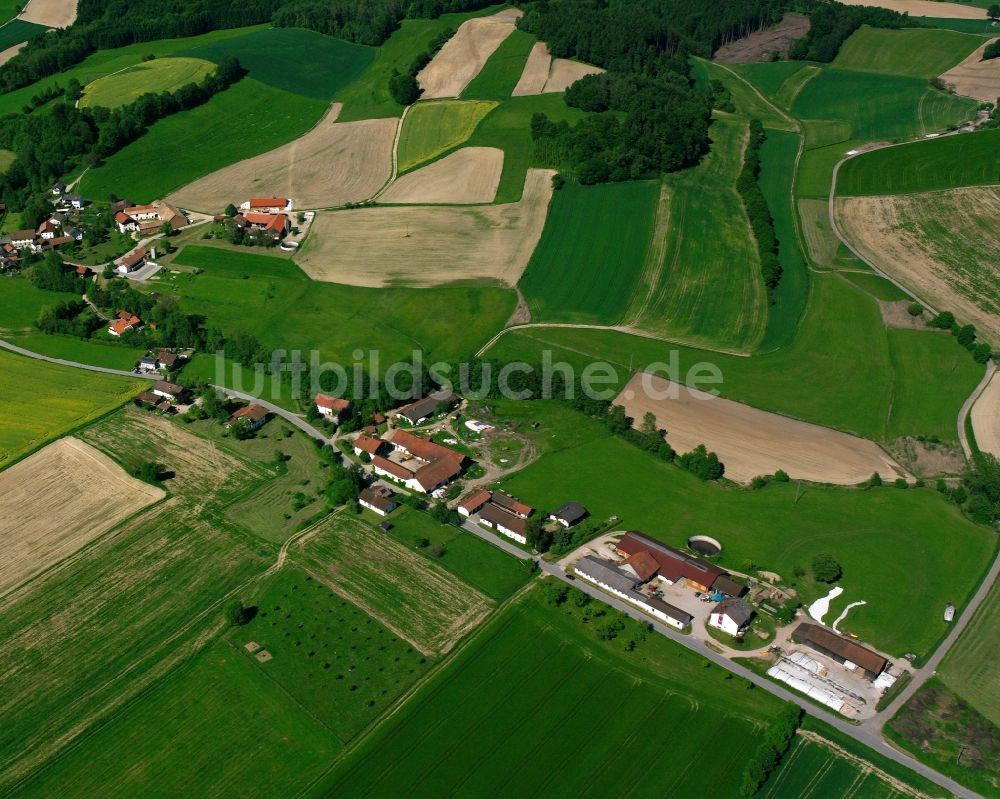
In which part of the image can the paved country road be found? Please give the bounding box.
[0,336,987,798]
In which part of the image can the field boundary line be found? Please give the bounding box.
[709,60,800,133]
[957,360,996,458]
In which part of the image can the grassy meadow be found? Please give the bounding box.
[461,29,536,100]
[940,574,1000,727]
[733,61,812,104]
[311,588,785,798]
[79,57,217,109]
[837,129,1000,195]
[181,26,375,102]
[0,19,47,50]
[832,25,983,78]
[498,431,994,659]
[81,78,327,202]
[397,99,498,172]
[518,179,658,325]
[0,349,142,465]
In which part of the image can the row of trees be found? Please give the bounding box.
[388,25,455,105]
[740,705,802,795]
[737,119,783,291]
[926,311,992,364]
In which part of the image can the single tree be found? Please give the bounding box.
[224,203,238,217]
[988,4,1000,21]
[226,599,247,626]
[811,553,842,583]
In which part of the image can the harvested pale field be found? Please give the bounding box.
[616,373,908,485]
[836,188,1000,342]
[971,370,1000,458]
[417,8,522,99]
[294,514,492,654]
[713,13,811,63]
[167,103,395,212]
[542,58,605,93]
[940,38,1000,102]
[0,437,163,596]
[834,0,987,18]
[379,146,503,204]
[17,0,77,27]
[798,197,839,266]
[879,299,938,330]
[512,41,551,96]
[0,41,27,66]
[297,168,554,287]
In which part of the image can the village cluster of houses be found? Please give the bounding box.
[113,200,187,236]
[354,428,466,497]
[222,197,294,241]
[2,210,84,267]
[136,380,190,414]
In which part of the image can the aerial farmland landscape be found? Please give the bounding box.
[1,0,999,797]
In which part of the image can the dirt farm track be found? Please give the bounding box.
[0,437,164,597]
[616,373,908,485]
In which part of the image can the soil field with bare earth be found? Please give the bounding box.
[17,0,77,27]
[380,146,503,204]
[0,437,163,597]
[511,41,604,95]
[713,13,811,63]
[417,8,521,98]
[167,103,396,212]
[836,188,1000,343]
[0,41,26,66]
[292,513,492,655]
[940,38,1000,102]
[971,370,1000,458]
[616,373,907,485]
[835,0,988,18]
[297,168,554,287]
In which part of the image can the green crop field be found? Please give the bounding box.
[311,588,784,798]
[396,99,498,172]
[382,507,534,601]
[490,272,983,443]
[733,61,811,102]
[917,16,1000,34]
[182,26,375,102]
[80,78,327,203]
[625,115,768,353]
[161,246,515,367]
[518,180,658,325]
[792,68,977,142]
[832,26,982,78]
[0,349,142,466]
[463,92,589,202]
[0,275,77,329]
[798,138,864,199]
[0,18,47,50]
[499,431,994,659]
[12,640,340,799]
[696,60,795,131]
[837,129,1000,195]
[293,513,493,654]
[461,29,536,100]
[79,57,217,109]
[940,575,1000,727]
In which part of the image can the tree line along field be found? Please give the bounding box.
[310,588,785,799]
[490,270,983,445]
[498,427,994,661]
[517,179,660,325]
[0,349,143,466]
[161,246,516,365]
[837,129,1000,195]
[79,57,217,109]
[396,99,498,172]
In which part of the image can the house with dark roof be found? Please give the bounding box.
[709,597,754,637]
[617,531,726,591]
[549,501,588,528]
[629,591,693,630]
[791,623,888,681]
[575,556,691,629]
[712,575,747,598]
[457,489,491,517]
[393,389,457,425]
[116,248,149,275]
[490,491,533,519]
[152,380,187,403]
[478,502,527,544]
[359,485,397,517]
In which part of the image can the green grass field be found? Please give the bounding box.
[797,138,864,199]
[837,129,1000,195]
[917,16,1000,34]
[0,275,77,329]
[832,25,983,78]
[499,430,994,659]
[181,26,375,102]
[518,179,659,325]
[695,60,795,131]
[625,115,767,352]
[733,61,811,103]
[382,507,534,601]
[396,99,498,172]
[80,78,327,202]
[490,272,983,444]
[0,147,14,173]
[0,349,142,465]
[461,28,536,100]
[792,68,977,142]
[161,246,515,367]
[311,588,784,798]
[79,56,217,109]
[0,18,47,50]
[12,640,340,799]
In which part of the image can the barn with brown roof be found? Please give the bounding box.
[617,531,726,591]
[791,623,888,680]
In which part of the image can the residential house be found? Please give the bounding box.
[75,265,92,278]
[394,390,457,425]
[51,181,67,196]
[108,310,141,336]
[478,502,527,545]
[47,235,74,249]
[36,220,58,240]
[116,248,150,275]
[370,429,465,495]
[227,403,268,431]
[64,194,85,209]
[10,230,38,251]
[616,531,727,592]
[457,489,491,517]
[490,491,533,519]
[315,393,351,420]
[152,380,187,403]
[138,355,159,372]
[790,623,888,681]
[353,434,385,458]
[116,202,187,235]
[359,485,397,517]
[157,349,181,371]
[242,213,289,239]
[114,211,139,233]
[712,575,747,598]
[549,501,588,528]
[708,597,755,637]
[243,197,292,214]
